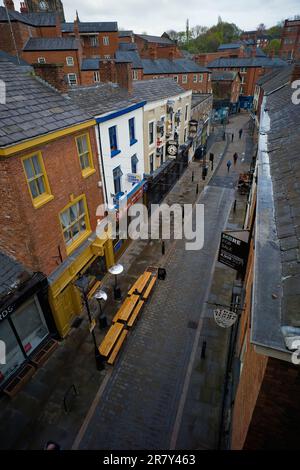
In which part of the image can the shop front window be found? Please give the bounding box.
[0,320,25,385]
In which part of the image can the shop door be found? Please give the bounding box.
[56,284,81,336]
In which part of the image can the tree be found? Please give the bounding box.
[265,38,281,56]
[257,23,266,31]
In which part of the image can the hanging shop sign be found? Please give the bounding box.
[214,308,238,328]
[166,140,179,159]
[218,230,250,273]
[188,119,198,139]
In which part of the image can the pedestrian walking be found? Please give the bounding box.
[226,160,232,173]
[239,128,243,139]
[233,152,238,165]
[231,133,234,142]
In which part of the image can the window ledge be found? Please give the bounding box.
[65,230,92,256]
[111,149,121,158]
[33,194,54,209]
[82,168,96,179]
[130,138,138,146]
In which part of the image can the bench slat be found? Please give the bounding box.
[142,276,157,300]
[127,300,144,328]
[107,330,128,365]
[99,322,124,357]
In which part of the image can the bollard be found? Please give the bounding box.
[191,171,194,182]
[201,340,207,359]
[196,183,199,195]
[233,199,237,212]
[161,240,165,255]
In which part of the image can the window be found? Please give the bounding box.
[160,146,164,166]
[173,75,178,82]
[208,73,211,81]
[193,74,198,82]
[104,55,111,59]
[241,76,245,84]
[184,127,187,142]
[199,73,203,82]
[128,117,137,145]
[131,154,138,174]
[182,74,188,84]
[109,125,120,156]
[113,166,123,194]
[149,153,154,173]
[66,56,74,66]
[38,57,46,64]
[94,71,100,82]
[153,75,159,79]
[75,134,95,177]
[59,196,90,252]
[240,67,246,73]
[22,152,53,208]
[132,69,139,80]
[148,121,154,145]
[160,116,165,137]
[90,36,99,47]
[185,104,189,121]
[103,36,109,46]
[68,73,77,86]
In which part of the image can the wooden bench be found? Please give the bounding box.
[112,294,139,323]
[127,300,144,328]
[107,330,128,365]
[142,276,157,301]
[99,322,124,358]
[128,272,152,296]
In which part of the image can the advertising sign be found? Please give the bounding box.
[218,230,250,273]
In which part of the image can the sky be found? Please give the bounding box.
[60,0,300,34]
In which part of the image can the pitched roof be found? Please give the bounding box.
[81,58,100,71]
[207,56,287,68]
[0,7,56,26]
[61,21,118,33]
[0,252,32,302]
[118,42,138,51]
[132,78,187,101]
[23,37,79,51]
[115,50,143,69]
[0,50,30,66]
[260,66,293,94]
[0,61,92,148]
[218,43,242,50]
[192,93,213,108]
[142,58,210,74]
[136,34,174,45]
[118,30,133,37]
[212,71,239,81]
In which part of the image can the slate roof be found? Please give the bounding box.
[23,37,79,51]
[136,34,174,45]
[61,22,118,33]
[81,58,100,71]
[0,7,56,26]
[0,61,92,148]
[192,93,213,108]
[118,30,133,37]
[118,43,138,51]
[115,50,143,68]
[142,58,210,74]
[211,71,239,81]
[207,56,287,68]
[252,68,300,354]
[218,43,242,50]
[68,78,187,117]
[0,252,32,302]
[259,66,292,94]
[0,50,29,66]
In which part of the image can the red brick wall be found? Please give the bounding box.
[142,72,212,93]
[0,127,103,275]
[62,31,119,59]
[135,36,182,59]
[279,19,300,60]
[0,21,38,57]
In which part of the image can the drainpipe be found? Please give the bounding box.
[97,123,108,205]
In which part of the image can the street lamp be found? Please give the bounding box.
[75,276,104,371]
[108,263,124,300]
[94,289,108,329]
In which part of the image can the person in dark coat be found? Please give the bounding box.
[239,128,243,139]
[226,160,232,173]
[233,152,238,165]
[231,133,234,142]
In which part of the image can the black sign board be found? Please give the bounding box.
[166,140,179,159]
[218,230,250,273]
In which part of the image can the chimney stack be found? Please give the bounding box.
[149,45,157,60]
[169,48,175,60]
[291,63,300,83]
[55,14,62,37]
[100,60,116,83]
[74,15,80,40]
[115,61,133,93]
[20,1,28,12]
[4,0,15,11]
[33,63,69,93]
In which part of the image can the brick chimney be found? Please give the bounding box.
[74,15,80,40]
[33,63,68,93]
[100,60,116,83]
[149,45,157,60]
[20,1,28,12]
[291,63,300,83]
[116,61,133,93]
[169,49,175,60]
[4,0,15,10]
[55,14,62,37]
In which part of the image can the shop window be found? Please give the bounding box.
[76,133,95,178]
[129,117,137,145]
[59,196,91,253]
[109,125,120,157]
[22,152,53,208]
[82,255,107,286]
[0,320,24,384]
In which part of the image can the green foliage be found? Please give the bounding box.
[265,38,281,55]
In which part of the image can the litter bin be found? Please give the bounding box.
[158,268,166,280]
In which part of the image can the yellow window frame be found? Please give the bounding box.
[75,133,96,178]
[59,194,92,255]
[22,151,54,209]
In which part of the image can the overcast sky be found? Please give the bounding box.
[61,0,299,34]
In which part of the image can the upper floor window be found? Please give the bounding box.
[90,36,99,47]
[131,154,138,174]
[182,74,188,84]
[68,73,77,86]
[109,125,120,157]
[22,152,53,208]
[129,117,137,145]
[103,36,110,46]
[113,166,123,194]
[185,104,189,121]
[208,74,211,81]
[149,121,155,145]
[38,57,46,64]
[76,134,95,177]
[66,56,74,66]
[132,69,139,80]
[193,74,198,83]
[94,71,100,83]
[173,75,178,82]
[59,196,90,252]
[199,73,203,82]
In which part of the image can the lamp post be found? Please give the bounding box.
[94,289,108,329]
[108,263,124,300]
[75,276,104,371]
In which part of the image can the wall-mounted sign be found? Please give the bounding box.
[166,140,178,159]
[127,173,141,184]
[218,230,250,273]
[188,119,198,138]
[214,309,238,328]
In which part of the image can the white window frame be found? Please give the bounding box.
[90,36,99,47]
[132,69,139,80]
[148,120,155,147]
[193,74,198,83]
[182,74,188,84]
[199,73,203,82]
[104,55,111,59]
[68,73,77,86]
[38,57,46,64]
[103,36,109,46]
[94,71,100,83]
[66,56,74,66]
[173,75,178,82]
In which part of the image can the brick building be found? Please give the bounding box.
[211,70,241,109]
[225,65,300,450]
[134,33,182,60]
[21,0,65,21]
[0,61,114,338]
[240,30,271,49]
[279,18,300,61]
